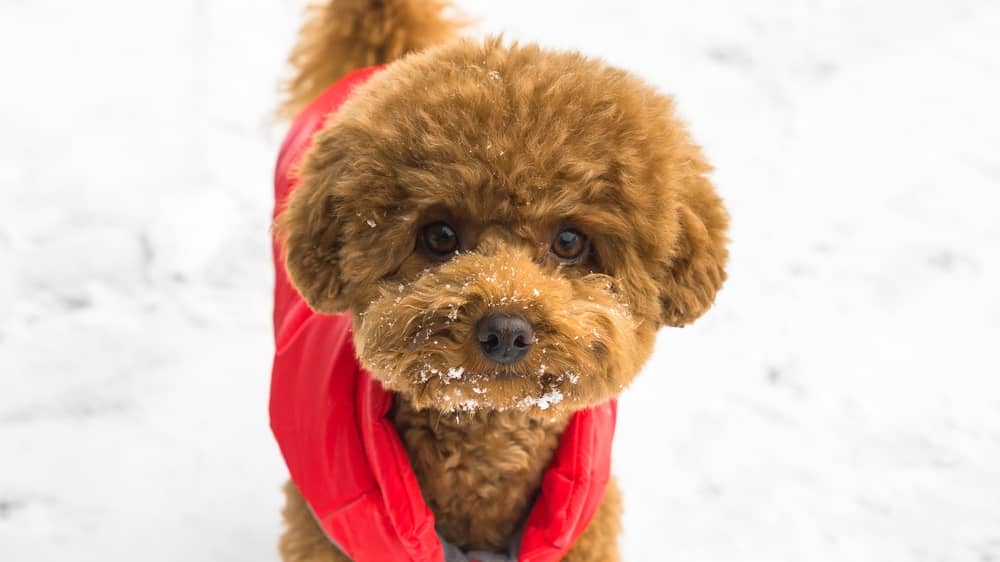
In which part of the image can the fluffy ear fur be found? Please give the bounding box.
[278,169,351,314]
[658,173,729,327]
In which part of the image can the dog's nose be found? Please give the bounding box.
[476,313,534,364]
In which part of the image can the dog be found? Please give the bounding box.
[270,1,729,560]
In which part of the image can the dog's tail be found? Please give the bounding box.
[278,0,465,118]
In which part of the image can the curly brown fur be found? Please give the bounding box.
[276,17,728,561]
[279,0,465,118]
[391,401,569,550]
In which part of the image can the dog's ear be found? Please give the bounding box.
[656,173,729,327]
[277,162,351,314]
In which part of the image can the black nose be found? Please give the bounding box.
[476,314,534,364]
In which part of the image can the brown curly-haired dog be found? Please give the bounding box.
[275,0,728,560]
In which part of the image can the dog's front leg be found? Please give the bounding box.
[280,477,623,562]
[278,480,352,562]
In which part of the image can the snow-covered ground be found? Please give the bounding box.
[2,0,998,560]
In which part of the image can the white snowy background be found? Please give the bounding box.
[1,0,998,560]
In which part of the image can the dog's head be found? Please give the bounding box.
[278,39,728,415]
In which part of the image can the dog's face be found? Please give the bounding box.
[280,40,728,415]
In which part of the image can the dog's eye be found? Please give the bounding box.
[420,221,459,257]
[551,228,587,262]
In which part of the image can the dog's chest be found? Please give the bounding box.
[392,401,569,553]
